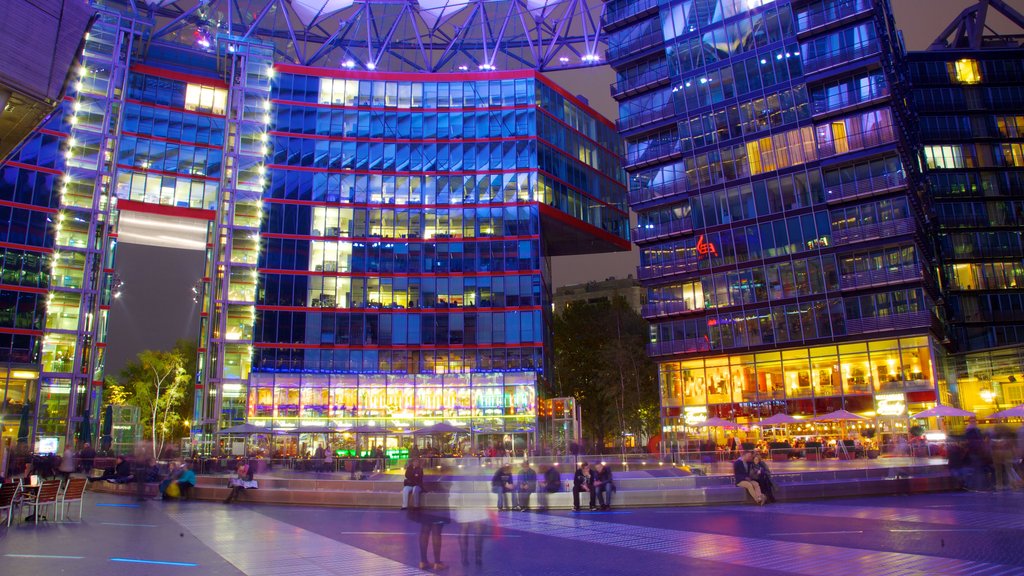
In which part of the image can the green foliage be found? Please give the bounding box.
[552,296,658,448]
[112,340,196,458]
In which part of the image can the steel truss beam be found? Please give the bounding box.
[103,0,609,72]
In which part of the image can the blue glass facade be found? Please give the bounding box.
[245,68,627,439]
[0,8,629,450]
[607,0,947,441]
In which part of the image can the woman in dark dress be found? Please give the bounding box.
[750,454,776,503]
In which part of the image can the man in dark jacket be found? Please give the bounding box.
[491,465,513,510]
[733,451,764,505]
[572,462,596,511]
[514,461,537,511]
[538,464,561,511]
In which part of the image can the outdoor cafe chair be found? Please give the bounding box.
[0,481,21,527]
[22,479,61,525]
[58,477,88,522]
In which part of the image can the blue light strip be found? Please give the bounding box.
[110,558,199,567]
[96,503,140,508]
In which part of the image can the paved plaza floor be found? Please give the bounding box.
[2,490,1024,575]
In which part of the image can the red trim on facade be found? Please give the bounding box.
[92,380,104,387]
[0,327,44,337]
[38,128,69,138]
[255,305,543,314]
[116,163,218,182]
[0,284,47,295]
[0,199,58,214]
[268,130,536,145]
[0,241,52,254]
[121,130,222,150]
[260,269,541,279]
[537,203,632,251]
[2,160,63,176]
[261,233,539,243]
[107,233,118,239]
[124,98,225,119]
[274,63,536,83]
[269,98,534,114]
[96,342,107,348]
[534,74,617,132]
[262,198,534,210]
[99,305,110,310]
[264,164,531,178]
[116,199,217,221]
[131,64,229,89]
[252,341,542,350]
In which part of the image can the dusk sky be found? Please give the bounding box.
[106,1,1022,373]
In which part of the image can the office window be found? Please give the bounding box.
[184,84,227,115]
[950,58,982,84]
[923,145,965,169]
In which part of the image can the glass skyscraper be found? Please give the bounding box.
[607,0,948,444]
[909,21,1024,416]
[0,3,628,452]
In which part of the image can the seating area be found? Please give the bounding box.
[0,476,89,526]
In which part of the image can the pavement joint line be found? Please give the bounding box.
[768,530,865,536]
[5,554,84,560]
[168,508,431,576]
[99,522,157,527]
[491,510,1022,575]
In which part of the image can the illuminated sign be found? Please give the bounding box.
[683,406,708,426]
[875,393,906,416]
[696,235,718,257]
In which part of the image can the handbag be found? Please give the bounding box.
[165,482,181,499]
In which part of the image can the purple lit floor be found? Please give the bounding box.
[2,489,1023,575]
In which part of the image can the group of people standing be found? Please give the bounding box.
[733,451,776,505]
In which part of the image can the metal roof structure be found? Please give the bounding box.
[104,0,609,72]
[929,0,1024,51]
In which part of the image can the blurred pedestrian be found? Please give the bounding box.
[538,464,561,511]
[78,442,95,475]
[58,445,76,480]
[491,464,513,510]
[514,460,536,511]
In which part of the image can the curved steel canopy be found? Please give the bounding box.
[107,0,609,72]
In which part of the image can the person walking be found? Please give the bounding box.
[402,458,424,509]
[514,461,537,511]
[491,464,513,510]
[734,451,765,505]
[572,462,596,511]
[594,463,615,510]
[58,445,76,480]
[313,444,326,473]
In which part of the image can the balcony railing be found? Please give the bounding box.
[606,30,664,63]
[840,262,923,290]
[617,105,676,132]
[603,0,660,31]
[629,180,685,206]
[796,0,874,34]
[817,126,898,159]
[626,139,682,169]
[811,85,889,116]
[842,311,933,335]
[802,43,881,74]
[641,300,703,319]
[823,172,907,204]
[611,64,671,98]
[648,338,711,357]
[638,259,700,281]
[634,217,693,243]
[832,217,915,245]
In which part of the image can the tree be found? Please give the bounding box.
[118,348,191,458]
[552,296,658,450]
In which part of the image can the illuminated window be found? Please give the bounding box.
[184,84,227,114]
[831,121,849,154]
[950,58,982,84]
[1001,143,1024,167]
[922,145,964,169]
